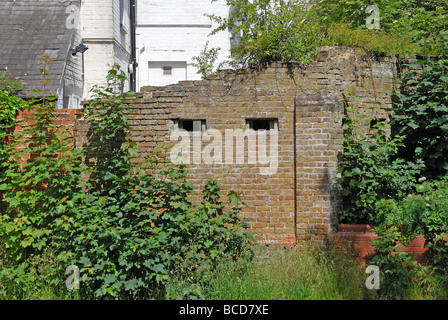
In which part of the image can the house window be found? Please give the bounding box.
[148,61,187,86]
[174,119,206,132]
[163,66,172,76]
[246,119,278,131]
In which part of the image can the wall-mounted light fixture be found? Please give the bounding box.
[71,42,88,56]
[70,41,89,89]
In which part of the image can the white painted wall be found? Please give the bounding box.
[80,0,132,100]
[135,0,231,90]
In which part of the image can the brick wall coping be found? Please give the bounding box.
[337,224,374,233]
[335,223,429,262]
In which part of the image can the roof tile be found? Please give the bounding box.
[0,0,80,97]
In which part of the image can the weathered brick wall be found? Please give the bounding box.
[1,109,80,214]
[8,46,400,246]
[91,46,399,245]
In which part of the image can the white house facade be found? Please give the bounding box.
[135,0,231,90]
[1,0,230,108]
[80,0,134,100]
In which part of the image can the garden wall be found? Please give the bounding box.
[12,46,401,246]
[334,224,428,263]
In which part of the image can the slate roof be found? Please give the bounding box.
[0,0,79,98]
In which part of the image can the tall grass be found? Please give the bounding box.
[0,245,84,300]
[2,240,447,300]
[202,242,371,300]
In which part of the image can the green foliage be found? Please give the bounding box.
[391,35,448,178]
[0,89,27,128]
[0,71,28,214]
[0,64,255,300]
[0,59,86,298]
[369,225,417,299]
[208,0,321,69]
[336,31,448,296]
[310,0,448,56]
[0,59,84,260]
[198,0,448,75]
[375,177,448,275]
[0,70,24,95]
[337,96,421,224]
[323,23,420,56]
[201,0,447,74]
[189,41,226,80]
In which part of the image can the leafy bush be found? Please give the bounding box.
[0,58,83,261]
[391,34,448,178]
[310,0,448,56]
[208,0,321,69]
[337,98,421,224]
[200,0,447,76]
[369,225,417,299]
[0,64,255,300]
[368,176,448,298]
[375,176,448,275]
[0,59,86,298]
[0,70,28,216]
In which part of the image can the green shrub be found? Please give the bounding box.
[391,35,448,178]
[323,23,419,56]
[0,59,86,298]
[375,176,448,275]
[369,225,417,299]
[0,64,255,300]
[201,0,447,76]
[0,70,28,216]
[337,97,421,224]
[208,0,321,69]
